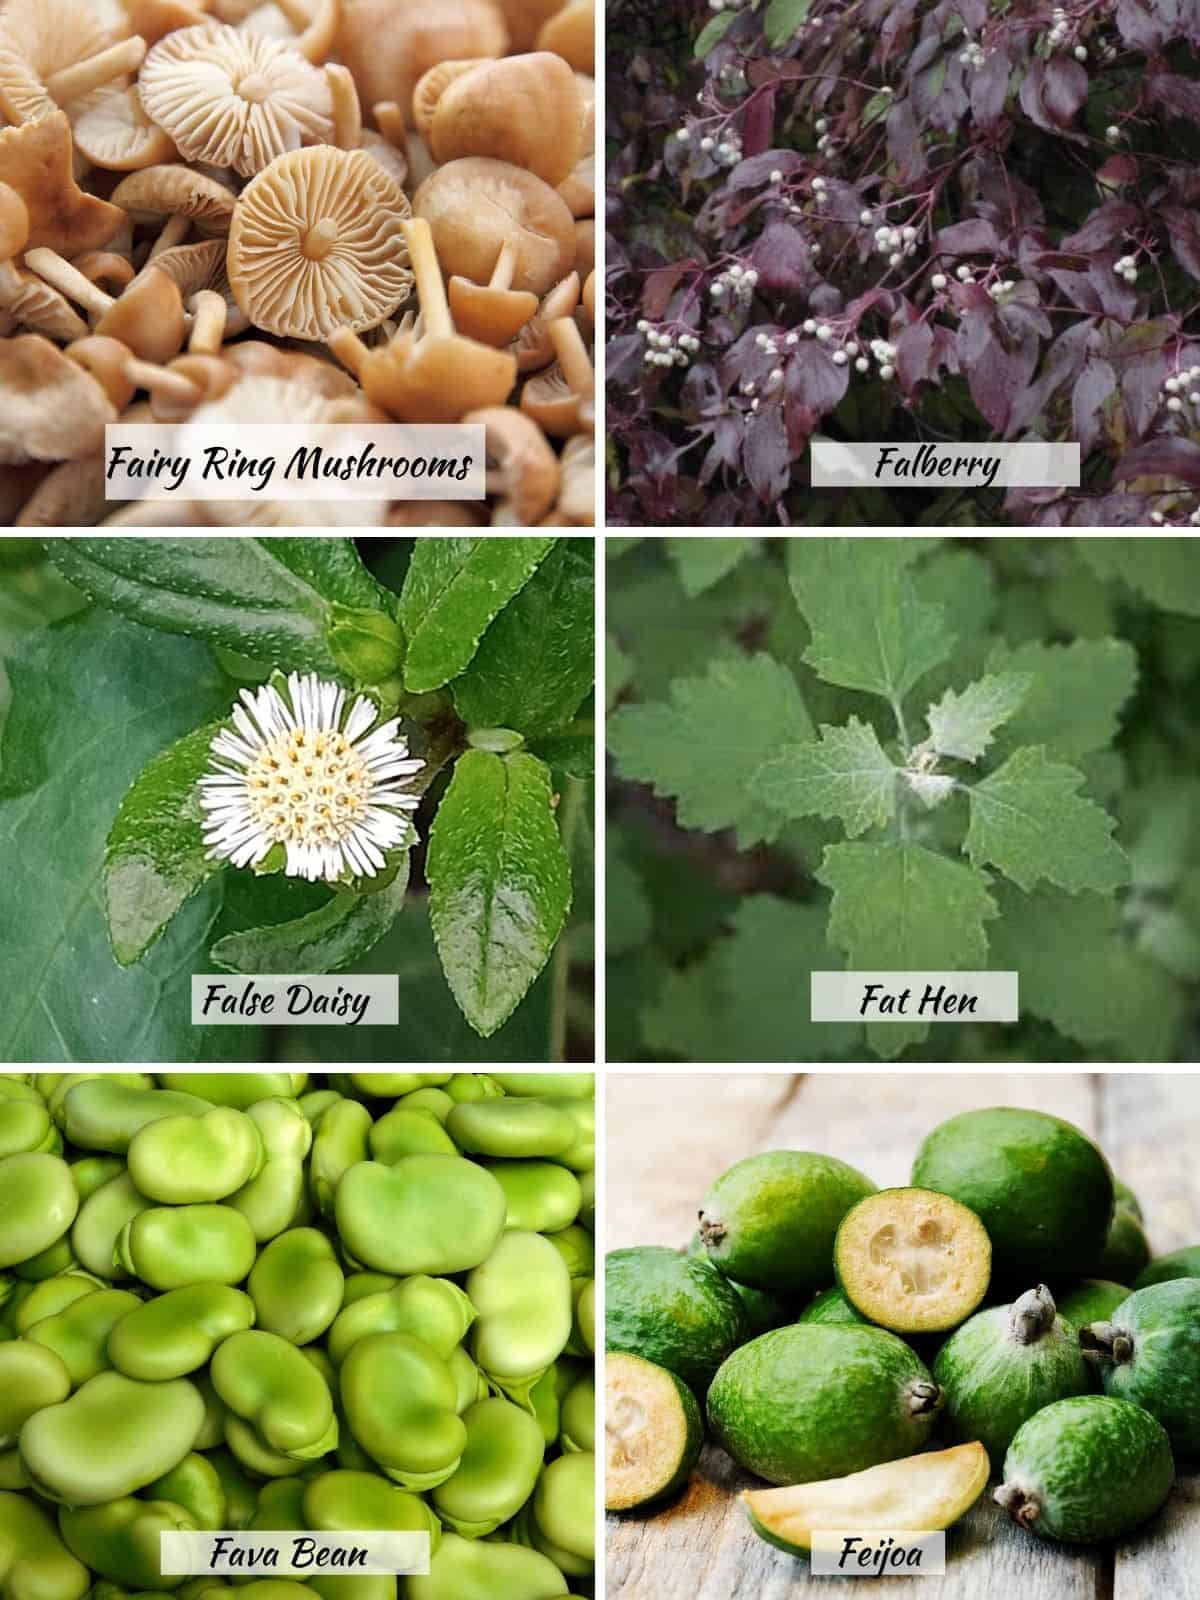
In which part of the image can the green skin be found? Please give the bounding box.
[1053,1280,1130,1329]
[797,1287,868,1327]
[1082,1280,1200,1457]
[606,1247,748,1396]
[997,1396,1174,1542]
[1097,1208,1151,1285]
[606,1354,702,1511]
[933,1289,1092,1472]
[1112,1177,1143,1221]
[706,1324,942,1486]
[1135,1245,1200,1289]
[698,1151,876,1295]
[685,1234,793,1339]
[911,1108,1113,1283]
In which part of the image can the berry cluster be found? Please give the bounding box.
[1113,255,1138,285]
[1046,6,1088,59]
[1161,365,1200,414]
[637,322,702,369]
[709,263,758,305]
[958,37,987,69]
[871,220,919,268]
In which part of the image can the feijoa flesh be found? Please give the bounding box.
[1081,1279,1200,1456]
[706,1324,943,1486]
[996,1395,1173,1542]
[834,1188,991,1334]
[698,1150,876,1295]
[605,1353,703,1511]
[605,1246,747,1396]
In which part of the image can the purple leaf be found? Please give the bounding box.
[1114,437,1200,488]
[1163,208,1200,281]
[751,222,817,297]
[895,320,934,394]
[886,99,927,182]
[741,89,777,158]
[1062,203,1140,253]
[742,405,793,502]
[1071,359,1117,456]
[1148,73,1200,127]
[1115,0,1167,51]
[970,49,1011,131]
[935,218,1001,256]
[783,345,851,415]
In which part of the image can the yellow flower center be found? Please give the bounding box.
[245,726,371,847]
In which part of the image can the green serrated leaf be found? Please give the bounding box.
[104,719,225,967]
[1079,540,1200,617]
[764,0,813,48]
[986,638,1137,762]
[607,842,652,958]
[450,541,592,737]
[47,538,396,676]
[965,746,1129,894]
[606,636,633,710]
[210,863,410,975]
[607,653,814,849]
[528,729,593,783]
[819,840,997,1058]
[695,10,737,55]
[788,540,954,707]
[0,610,259,1062]
[666,537,756,597]
[426,750,570,1037]
[925,671,1032,762]
[753,718,896,837]
[398,536,555,693]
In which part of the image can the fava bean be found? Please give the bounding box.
[486,1162,582,1234]
[532,1452,594,1565]
[107,1288,256,1383]
[248,1231,343,1347]
[367,1110,456,1164]
[308,1103,371,1221]
[156,1077,302,1109]
[467,1232,573,1402]
[339,1333,464,1491]
[0,1345,71,1449]
[431,1398,545,1537]
[405,1533,567,1600]
[210,1332,336,1461]
[559,1375,594,1454]
[58,1499,194,1591]
[127,1111,264,1205]
[0,1156,78,1270]
[226,1102,312,1244]
[335,1157,505,1276]
[117,1208,257,1291]
[60,1086,209,1155]
[0,1488,89,1600]
[71,1175,152,1282]
[25,1289,141,1387]
[327,1277,473,1367]
[446,1101,576,1160]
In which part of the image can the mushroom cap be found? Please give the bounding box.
[358,128,408,189]
[227,145,414,339]
[70,253,138,297]
[494,0,565,54]
[111,165,237,234]
[557,72,593,217]
[520,358,586,437]
[430,52,581,188]
[0,183,31,261]
[537,0,591,73]
[448,277,538,346]
[553,431,592,524]
[222,338,358,399]
[0,268,90,342]
[511,268,579,371]
[413,156,574,298]
[0,0,125,124]
[150,238,249,334]
[337,0,507,127]
[0,334,116,464]
[411,57,491,139]
[95,266,187,363]
[65,334,138,409]
[121,0,213,48]
[72,83,180,171]
[358,331,516,422]
[0,112,126,256]
[464,403,558,524]
[387,499,484,525]
[138,21,335,176]
[15,454,108,527]
[574,219,594,276]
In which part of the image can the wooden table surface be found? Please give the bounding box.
[606,1072,1200,1599]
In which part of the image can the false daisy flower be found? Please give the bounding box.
[198,672,423,883]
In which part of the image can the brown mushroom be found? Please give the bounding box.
[138,22,335,177]
[511,269,579,372]
[537,0,591,73]
[0,185,30,267]
[240,0,340,64]
[414,156,575,297]
[337,0,507,128]
[122,0,212,48]
[22,252,187,362]
[429,52,580,188]
[519,313,590,436]
[0,268,90,342]
[0,334,116,463]
[65,332,237,420]
[557,73,593,217]
[574,220,594,277]
[464,404,558,524]
[551,431,592,524]
[71,83,179,171]
[358,129,408,189]
[411,58,490,138]
[221,339,358,399]
[0,113,125,257]
[448,242,538,346]
[70,252,137,298]
[16,454,108,526]
[152,238,250,339]
[581,267,594,323]
[494,0,565,54]
[111,166,236,246]
[329,216,516,422]
[227,144,413,339]
[387,500,484,525]
[0,0,147,125]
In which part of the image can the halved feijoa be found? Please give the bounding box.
[605,1246,747,1396]
[1135,1244,1200,1289]
[605,1353,703,1512]
[911,1107,1113,1283]
[698,1151,876,1295]
[934,1285,1091,1469]
[1054,1279,1130,1329]
[834,1188,991,1334]
[1081,1278,1200,1455]
[996,1395,1173,1543]
[742,1442,989,1556]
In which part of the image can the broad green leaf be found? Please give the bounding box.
[764,0,813,47]
[753,718,896,837]
[913,546,998,639]
[965,746,1129,894]
[607,841,652,958]
[104,720,225,967]
[695,10,737,55]
[0,558,85,742]
[450,541,593,737]
[607,653,814,849]
[607,536,644,558]
[426,750,571,1036]
[819,840,998,1059]
[0,610,259,1062]
[1080,540,1200,617]
[788,540,954,706]
[986,639,1137,761]
[606,636,633,710]
[47,538,399,677]
[924,671,1032,762]
[666,537,756,597]
[210,863,409,975]
[398,536,554,693]
[529,729,593,783]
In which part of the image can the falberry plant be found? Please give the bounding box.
[607,537,1200,1061]
[607,0,1200,525]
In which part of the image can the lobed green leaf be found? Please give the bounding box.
[924,670,1032,762]
[753,717,897,837]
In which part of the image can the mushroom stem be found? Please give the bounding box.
[124,358,202,407]
[273,0,314,29]
[188,290,228,355]
[402,218,453,341]
[0,260,23,302]
[490,241,517,293]
[44,38,147,106]
[549,316,593,396]
[294,0,339,62]
[328,327,371,378]
[326,65,362,151]
[23,248,115,319]
[71,253,136,296]
[373,102,406,146]
[149,215,191,260]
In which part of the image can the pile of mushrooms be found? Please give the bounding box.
[0,0,595,527]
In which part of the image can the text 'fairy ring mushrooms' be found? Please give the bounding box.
[414,156,575,298]
[138,21,335,176]
[227,144,414,339]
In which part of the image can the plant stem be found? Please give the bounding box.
[549,776,585,1063]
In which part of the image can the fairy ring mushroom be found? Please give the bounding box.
[137,21,335,177]
[428,52,581,189]
[0,114,126,258]
[495,0,565,54]
[519,313,591,437]
[512,270,579,371]
[537,0,592,73]
[336,0,507,128]
[413,156,575,298]
[464,404,559,524]
[122,0,213,49]
[226,144,413,339]
[235,0,340,66]
[0,334,116,463]
[110,165,237,258]
[557,74,593,218]
[71,84,179,171]
[551,431,592,523]
[411,58,490,138]
[449,242,538,347]
[22,252,187,362]
[0,0,146,126]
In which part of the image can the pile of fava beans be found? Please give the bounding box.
[0,1072,596,1600]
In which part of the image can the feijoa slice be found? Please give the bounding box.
[605,1353,702,1512]
[1081,1279,1200,1454]
[834,1188,991,1334]
[743,1442,989,1556]
[996,1395,1173,1542]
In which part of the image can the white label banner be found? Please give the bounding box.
[810,1531,947,1577]
[160,1532,429,1576]
[105,423,486,500]
[192,976,398,1026]
[811,971,1018,1023]
[810,438,1080,488]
